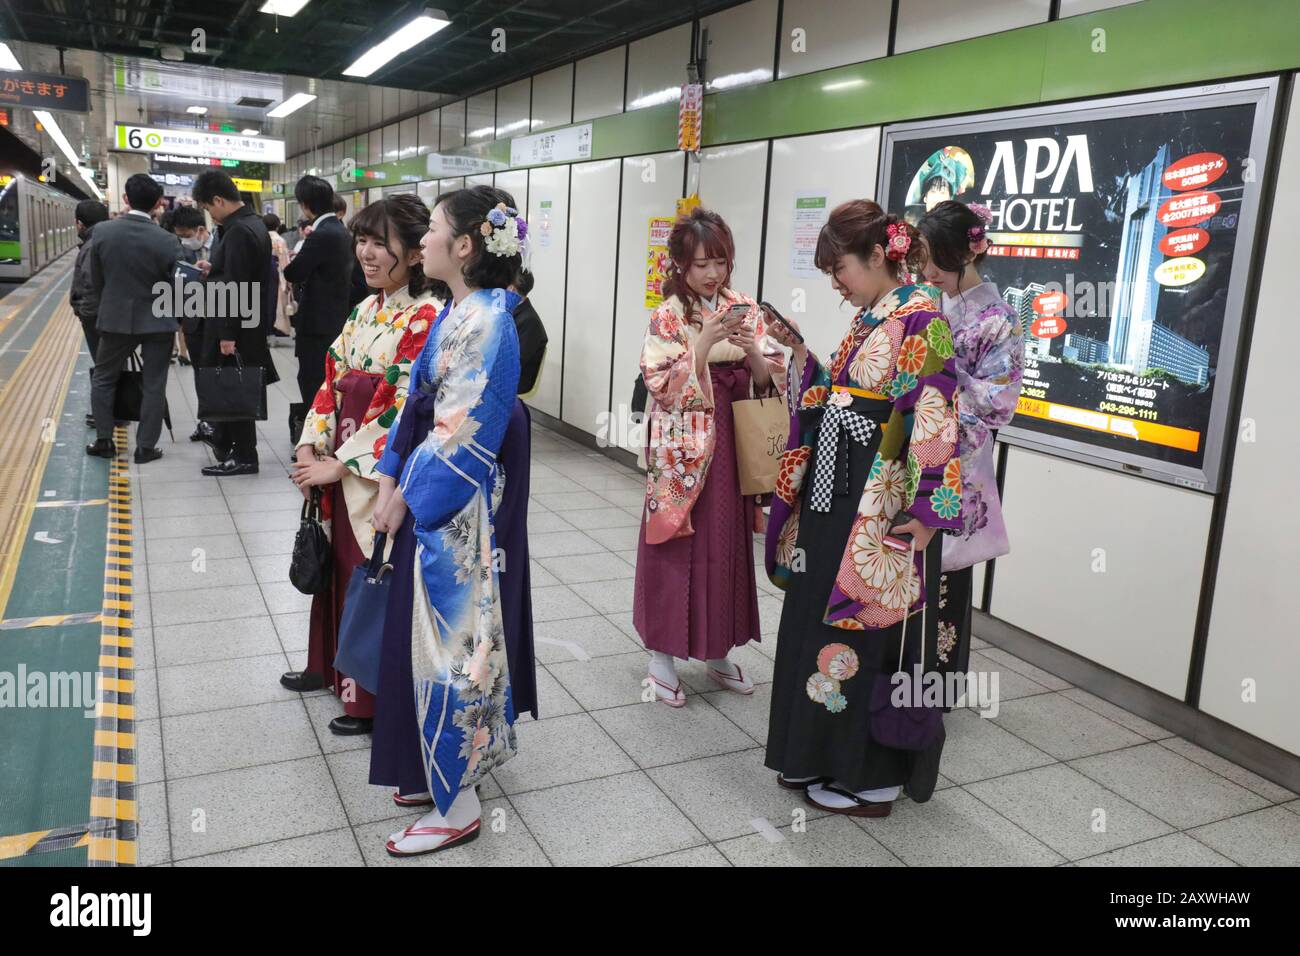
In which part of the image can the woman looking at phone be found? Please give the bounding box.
[762,200,963,818]
[633,207,786,706]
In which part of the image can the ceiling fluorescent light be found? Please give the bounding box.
[343,11,450,78]
[260,0,312,14]
[186,105,208,115]
[267,92,316,118]
[32,109,98,196]
[0,43,21,70]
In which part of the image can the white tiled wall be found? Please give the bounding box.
[625,22,692,111]
[778,0,892,77]
[531,64,574,131]
[496,78,532,139]
[574,47,627,122]
[1059,0,1145,15]
[524,164,570,418]
[440,100,467,149]
[697,141,770,293]
[560,159,621,435]
[894,0,1051,54]
[699,0,778,92]
[467,90,496,144]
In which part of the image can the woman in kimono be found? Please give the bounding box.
[763,200,963,817]
[369,186,525,856]
[494,267,548,720]
[281,195,443,734]
[633,207,786,706]
[918,200,1024,677]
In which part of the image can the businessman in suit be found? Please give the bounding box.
[84,174,182,464]
[283,175,356,404]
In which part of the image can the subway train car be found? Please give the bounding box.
[0,172,78,280]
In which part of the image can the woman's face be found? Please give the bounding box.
[355,222,412,293]
[826,250,879,308]
[420,203,461,283]
[919,236,962,296]
[682,245,729,301]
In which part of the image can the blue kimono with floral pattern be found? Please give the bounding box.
[376,288,522,816]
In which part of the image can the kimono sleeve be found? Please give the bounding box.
[333,309,433,479]
[397,308,521,529]
[956,305,1024,454]
[885,310,963,531]
[298,311,355,454]
[640,300,713,412]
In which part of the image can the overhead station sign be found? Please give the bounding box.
[0,71,90,112]
[114,124,286,164]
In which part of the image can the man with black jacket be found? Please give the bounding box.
[283,175,355,404]
[192,170,276,477]
[70,199,110,428]
[82,176,181,464]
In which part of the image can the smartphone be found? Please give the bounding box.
[760,301,805,345]
[722,303,751,329]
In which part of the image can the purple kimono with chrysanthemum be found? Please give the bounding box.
[765,284,963,630]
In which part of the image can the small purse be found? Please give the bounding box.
[868,536,945,750]
[333,532,391,695]
[289,488,332,595]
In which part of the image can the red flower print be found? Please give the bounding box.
[372,434,387,460]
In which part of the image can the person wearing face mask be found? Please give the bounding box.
[917,201,1023,682]
[279,195,445,736]
[634,207,787,707]
[762,199,963,818]
[170,205,215,442]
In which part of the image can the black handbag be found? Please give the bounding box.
[195,352,267,422]
[113,351,174,439]
[289,488,332,595]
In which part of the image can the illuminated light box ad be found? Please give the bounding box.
[114,124,286,164]
[879,79,1279,492]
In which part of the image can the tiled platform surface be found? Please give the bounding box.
[123,347,1299,867]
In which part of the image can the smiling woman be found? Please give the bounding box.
[279,193,446,738]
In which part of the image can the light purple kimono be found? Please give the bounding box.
[940,281,1024,572]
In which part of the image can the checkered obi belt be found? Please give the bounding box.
[804,386,892,514]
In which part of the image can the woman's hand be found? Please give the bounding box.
[372,484,407,534]
[291,455,348,491]
[890,517,936,552]
[726,323,760,356]
[763,309,803,349]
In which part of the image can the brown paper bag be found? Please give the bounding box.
[731,395,790,495]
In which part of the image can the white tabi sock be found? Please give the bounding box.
[649,651,678,685]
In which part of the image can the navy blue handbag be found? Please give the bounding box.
[333,531,391,695]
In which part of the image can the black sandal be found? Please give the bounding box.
[804,783,894,818]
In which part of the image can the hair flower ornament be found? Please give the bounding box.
[481,202,527,257]
[965,203,994,254]
[885,222,912,261]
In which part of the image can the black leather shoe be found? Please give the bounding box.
[279,670,325,692]
[85,439,116,458]
[134,447,163,464]
[201,459,259,476]
[189,422,214,443]
[329,715,373,736]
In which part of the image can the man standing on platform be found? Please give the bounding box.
[191,170,275,477]
[283,175,356,405]
[83,174,180,465]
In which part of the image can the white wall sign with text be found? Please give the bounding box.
[509,124,593,168]
[114,124,286,164]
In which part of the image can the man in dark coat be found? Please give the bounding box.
[192,170,276,476]
[283,175,356,404]
[70,198,110,428]
[82,175,181,464]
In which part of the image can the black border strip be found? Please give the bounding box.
[1184,71,1295,707]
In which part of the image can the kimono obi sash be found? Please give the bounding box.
[803,386,892,514]
[387,380,437,464]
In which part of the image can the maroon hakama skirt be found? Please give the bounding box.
[632,360,762,661]
[305,371,378,718]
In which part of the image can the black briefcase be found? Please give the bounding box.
[195,352,267,422]
[113,351,174,439]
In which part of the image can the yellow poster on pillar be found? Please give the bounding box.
[645,216,674,309]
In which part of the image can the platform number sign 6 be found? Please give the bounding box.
[125,128,164,151]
